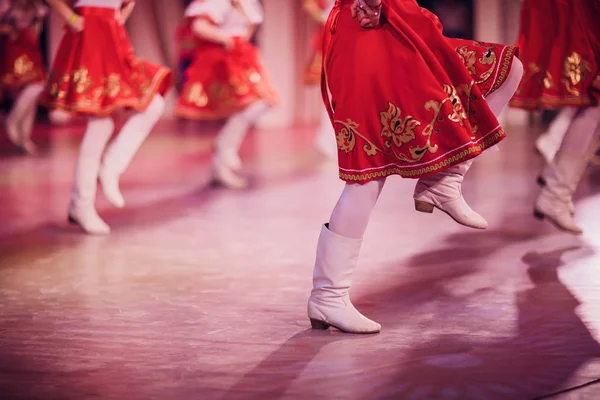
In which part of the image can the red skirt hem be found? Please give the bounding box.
[41,67,172,117]
[175,96,272,120]
[338,127,505,182]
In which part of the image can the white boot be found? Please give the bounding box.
[99,95,165,208]
[68,118,114,235]
[213,101,270,173]
[413,159,487,229]
[307,224,381,334]
[536,175,576,215]
[535,107,600,233]
[5,83,44,155]
[535,107,577,164]
[211,154,248,189]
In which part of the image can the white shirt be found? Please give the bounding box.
[74,0,125,9]
[185,0,263,37]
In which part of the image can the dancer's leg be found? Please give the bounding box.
[99,95,166,208]
[5,82,44,154]
[484,58,524,117]
[308,179,385,334]
[536,107,577,164]
[535,106,600,233]
[212,100,270,188]
[329,179,386,239]
[413,58,524,229]
[69,117,115,235]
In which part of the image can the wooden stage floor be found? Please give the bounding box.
[1,119,600,399]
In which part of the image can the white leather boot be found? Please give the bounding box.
[68,118,114,235]
[307,224,381,334]
[535,107,577,164]
[413,159,487,229]
[211,154,249,189]
[536,175,576,215]
[5,82,44,155]
[99,95,165,208]
[533,112,600,234]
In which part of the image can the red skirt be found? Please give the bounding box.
[325,0,518,182]
[40,7,172,117]
[0,29,46,94]
[175,37,278,120]
[510,0,600,109]
[304,27,325,85]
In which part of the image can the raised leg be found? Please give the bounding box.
[413,58,524,229]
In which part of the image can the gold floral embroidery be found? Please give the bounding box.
[562,52,591,96]
[186,83,209,107]
[14,55,34,77]
[248,71,261,83]
[339,129,504,181]
[49,73,71,99]
[380,102,420,148]
[444,84,468,126]
[456,46,477,76]
[105,74,121,98]
[334,119,380,155]
[336,121,356,153]
[456,43,498,85]
[543,71,554,89]
[73,68,92,94]
[335,83,472,163]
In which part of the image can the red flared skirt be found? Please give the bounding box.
[40,7,172,117]
[325,0,518,182]
[510,0,600,109]
[0,29,46,94]
[304,27,325,85]
[175,37,278,120]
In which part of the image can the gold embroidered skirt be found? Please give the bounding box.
[175,37,278,120]
[0,29,46,96]
[41,7,172,117]
[323,0,518,183]
[510,0,600,109]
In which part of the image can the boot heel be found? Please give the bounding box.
[310,319,330,330]
[414,200,435,213]
[533,210,545,220]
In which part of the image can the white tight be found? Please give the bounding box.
[6,82,44,142]
[328,58,524,239]
[73,95,165,202]
[215,101,270,154]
